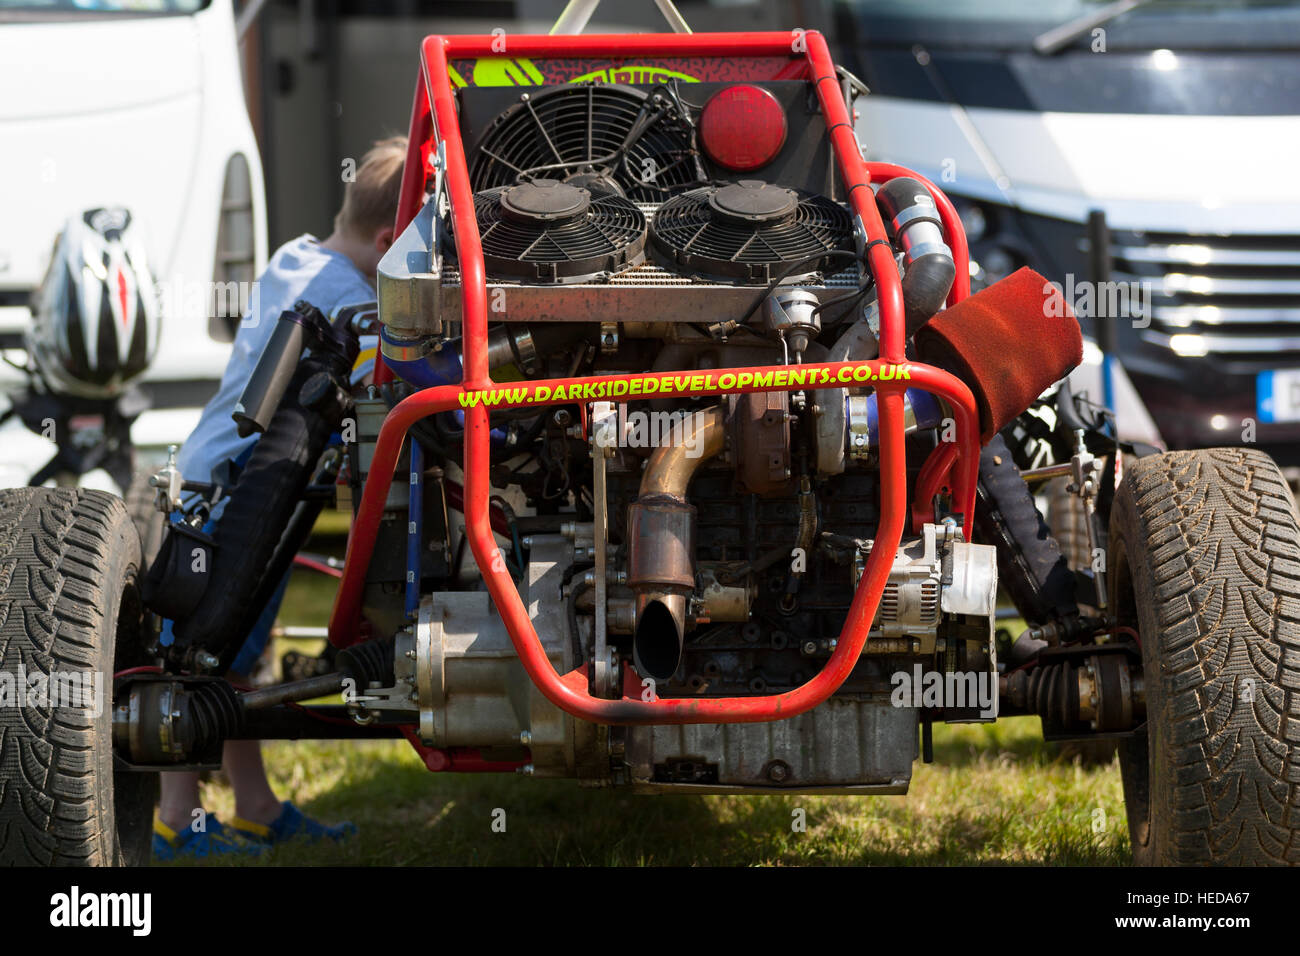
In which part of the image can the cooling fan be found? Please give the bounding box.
[469,84,700,202]
[649,179,854,282]
[472,179,647,283]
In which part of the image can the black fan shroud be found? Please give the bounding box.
[472,182,648,283]
[649,181,855,283]
[469,84,700,202]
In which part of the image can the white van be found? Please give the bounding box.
[0,0,267,485]
[839,0,1300,463]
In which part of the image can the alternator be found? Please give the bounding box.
[854,522,998,652]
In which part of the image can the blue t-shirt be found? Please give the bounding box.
[178,234,374,485]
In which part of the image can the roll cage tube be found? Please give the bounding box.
[328,31,976,728]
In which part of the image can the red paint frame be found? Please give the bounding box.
[330,31,978,731]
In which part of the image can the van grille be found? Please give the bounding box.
[1112,230,1300,367]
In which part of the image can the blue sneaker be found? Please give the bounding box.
[152,816,267,861]
[231,802,357,845]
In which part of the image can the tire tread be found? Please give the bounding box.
[0,487,140,866]
[1118,447,1300,864]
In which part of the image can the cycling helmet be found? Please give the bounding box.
[28,207,160,399]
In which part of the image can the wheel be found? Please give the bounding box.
[1110,447,1300,865]
[0,487,155,865]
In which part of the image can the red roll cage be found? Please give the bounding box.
[327,31,979,733]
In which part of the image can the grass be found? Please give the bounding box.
[172,721,1129,866]
[159,512,1132,867]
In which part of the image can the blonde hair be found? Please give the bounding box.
[334,136,408,238]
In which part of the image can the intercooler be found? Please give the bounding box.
[378,199,861,335]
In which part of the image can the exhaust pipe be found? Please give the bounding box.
[627,406,726,682]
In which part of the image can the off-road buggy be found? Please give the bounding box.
[3,27,1297,867]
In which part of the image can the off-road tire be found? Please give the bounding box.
[0,488,155,865]
[1110,447,1300,865]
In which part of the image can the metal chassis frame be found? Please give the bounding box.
[328,31,978,729]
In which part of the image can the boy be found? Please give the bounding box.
[153,137,407,859]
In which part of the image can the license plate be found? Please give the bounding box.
[1257,370,1300,423]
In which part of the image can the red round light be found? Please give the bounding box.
[698,85,787,172]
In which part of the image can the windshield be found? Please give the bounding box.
[839,0,1300,49]
[849,0,1296,19]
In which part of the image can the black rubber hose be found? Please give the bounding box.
[1055,378,1090,434]
[875,177,956,337]
[899,254,956,337]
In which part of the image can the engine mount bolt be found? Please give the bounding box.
[195,651,220,670]
[802,641,818,655]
